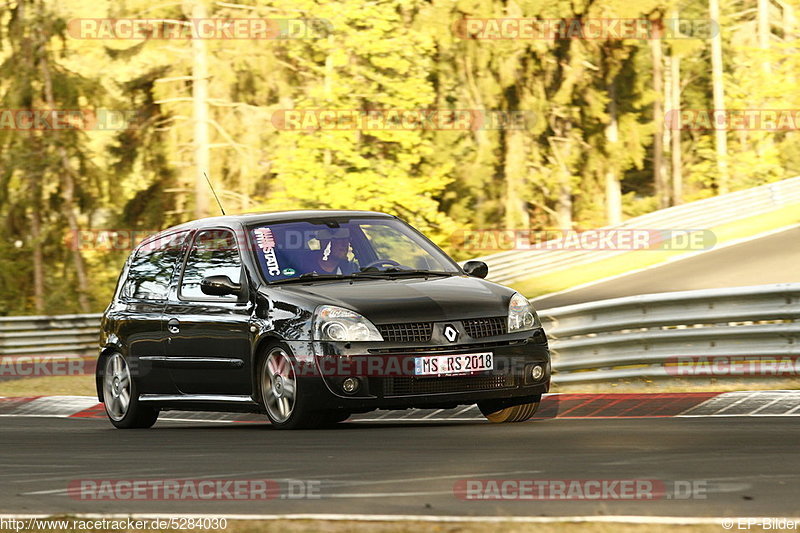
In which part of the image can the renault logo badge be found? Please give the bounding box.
[443,324,458,343]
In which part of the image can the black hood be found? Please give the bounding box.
[271,275,515,323]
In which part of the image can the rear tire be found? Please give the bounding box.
[478,396,540,423]
[101,353,159,429]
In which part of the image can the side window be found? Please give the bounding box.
[120,232,188,301]
[180,229,242,301]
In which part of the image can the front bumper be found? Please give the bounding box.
[284,328,551,411]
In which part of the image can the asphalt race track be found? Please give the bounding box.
[1,402,799,518]
[533,225,800,309]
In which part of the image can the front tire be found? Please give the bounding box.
[259,344,321,429]
[101,353,159,429]
[478,396,541,423]
[318,410,351,426]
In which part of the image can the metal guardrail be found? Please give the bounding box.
[2,284,797,387]
[540,283,800,384]
[479,176,800,285]
[0,313,101,357]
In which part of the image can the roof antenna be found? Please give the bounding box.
[204,171,226,216]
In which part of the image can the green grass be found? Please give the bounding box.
[551,378,800,394]
[0,518,748,533]
[512,203,800,299]
[0,375,96,397]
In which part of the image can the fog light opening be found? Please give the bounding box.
[342,377,360,394]
[531,365,544,381]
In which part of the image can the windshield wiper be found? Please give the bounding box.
[359,270,457,278]
[270,270,456,285]
[269,273,354,285]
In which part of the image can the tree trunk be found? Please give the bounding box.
[549,137,573,230]
[756,0,775,158]
[503,128,528,229]
[605,80,622,225]
[29,202,45,314]
[18,0,45,313]
[37,11,90,313]
[192,0,210,218]
[671,54,683,205]
[650,38,668,208]
[709,0,730,194]
[758,0,771,75]
[557,173,572,230]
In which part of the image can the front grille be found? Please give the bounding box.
[463,317,507,338]
[384,374,516,396]
[377,322,433,343]
[369,340,520,354]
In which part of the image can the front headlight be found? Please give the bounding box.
[508,292,539,332]
[313,305,383,342]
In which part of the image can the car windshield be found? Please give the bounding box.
[248,218,460,283]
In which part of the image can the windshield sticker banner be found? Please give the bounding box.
[254,228,281,276]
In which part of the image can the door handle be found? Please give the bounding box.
[167,318,180,334]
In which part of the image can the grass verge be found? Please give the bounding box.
[512,203,800,299]
[0,375,96,397]
[0,518,754,533]
[550,378,800,394]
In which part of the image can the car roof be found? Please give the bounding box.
[141,209,396,245]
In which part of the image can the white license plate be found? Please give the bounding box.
[413,352,494,377]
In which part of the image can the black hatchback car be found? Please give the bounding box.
[98,210,551,429]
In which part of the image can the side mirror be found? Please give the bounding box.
[463,260,489,279]
[201,275,242,296]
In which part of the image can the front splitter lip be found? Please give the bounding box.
[316,381,550,411]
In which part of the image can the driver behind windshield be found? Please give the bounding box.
[314,228,356,275]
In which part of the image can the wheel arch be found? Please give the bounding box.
[250,333,286,399]
[96,342,124,402]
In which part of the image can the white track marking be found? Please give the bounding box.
[324,490,453,498]
[21,488,71,496]
[785,403,800,415]
[16,468,170,486]
[710,391,762,415]
[10,396,97,416]
[321,470,543,489]
[678,390,800,417]
[748,396,785,414]
[2,391,799,421]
